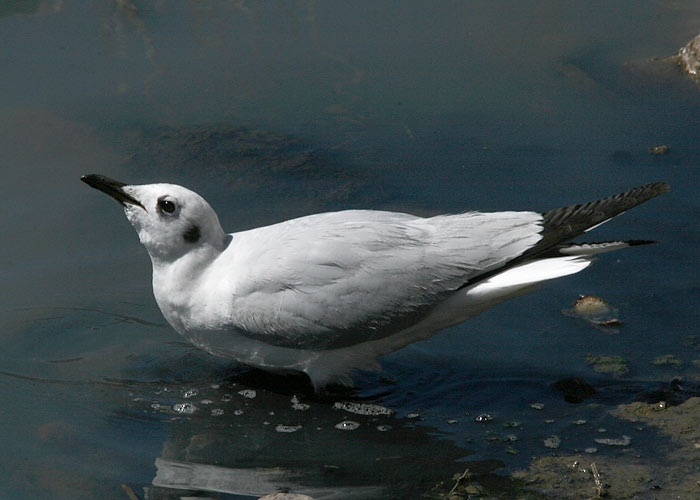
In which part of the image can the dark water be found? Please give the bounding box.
[1,2,699,499]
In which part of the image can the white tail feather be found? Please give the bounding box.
[469,256,592,295]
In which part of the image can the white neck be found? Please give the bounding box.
[150,243,223,332]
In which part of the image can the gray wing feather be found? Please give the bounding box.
[223,210,542,349]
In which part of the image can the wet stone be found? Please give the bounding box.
[275,424,303,433]
[172,402,197,415]
[182,389,198,398]
[594,435,631,446]
[291,396,310,411]
[543,435,561,449]
[334,420,360,431]
[333,401,393,416]
[238,389,257,399]
[552,376,597,404]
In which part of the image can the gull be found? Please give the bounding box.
[81,175,669,389]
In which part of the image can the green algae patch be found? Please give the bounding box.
[585,354,629,376]
[651,354,683,367]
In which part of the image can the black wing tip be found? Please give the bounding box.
[527,181,670,260]
[646,181,671,194]
[595,180,670,217]
[628,181,670,200]
[544,181,670,223]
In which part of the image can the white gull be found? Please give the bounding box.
[81,175,669,389]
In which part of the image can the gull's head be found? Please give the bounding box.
[81,174,226,263]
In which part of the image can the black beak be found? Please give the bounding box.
[81,174,145,210]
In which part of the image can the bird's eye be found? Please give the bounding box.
[157,197,177,215]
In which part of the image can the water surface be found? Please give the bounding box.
[1,1,699,498]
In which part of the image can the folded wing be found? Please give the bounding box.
[220,209,543,349]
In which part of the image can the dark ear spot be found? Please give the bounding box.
[183,225,201,243]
